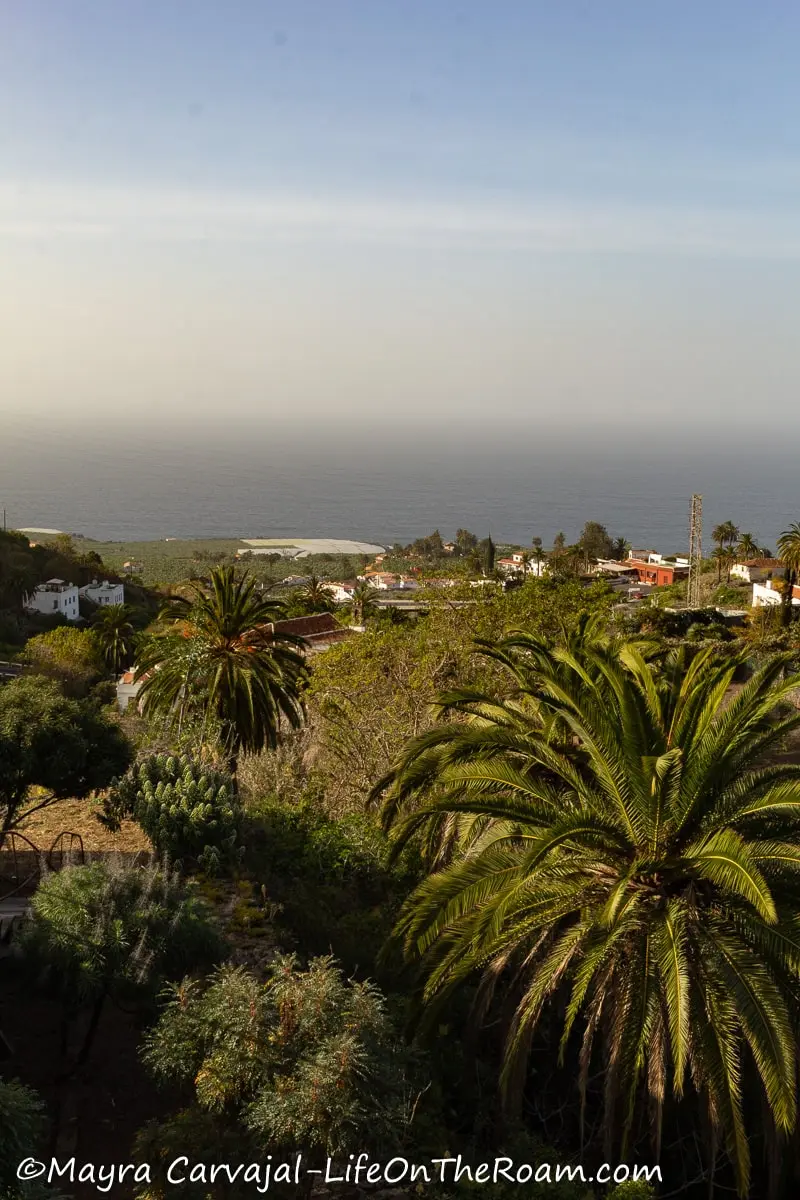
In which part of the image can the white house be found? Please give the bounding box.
[116,669,144,714]
[731,558,784,584]
[361,572,419,591]
[497,553,547,577]
[326,581,359,603]
[752,580,800,608]
[80,580,125,607]
[25,579,80,621]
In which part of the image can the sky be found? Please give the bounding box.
[3,1,800,437]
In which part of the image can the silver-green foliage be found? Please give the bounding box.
[102,754,242,871]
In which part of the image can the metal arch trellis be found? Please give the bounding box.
[1,829,86,899]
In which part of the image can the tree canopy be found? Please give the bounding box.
[376,634,800,1194]
[0,675,132,851]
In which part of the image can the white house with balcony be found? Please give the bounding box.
[25,579,80,621]
[80,580,125,607]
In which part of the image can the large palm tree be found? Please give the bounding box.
[297,573,335,614]
[712,521,740,555]
[777,523,800,628]
[735,532,759,561]
[91,604,136,673]
[374,634,800,1194]
[350,579,379,625]
[136,567,307,777]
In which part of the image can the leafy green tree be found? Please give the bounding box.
[99,754,242,872]
[91,603,136,672]
[136,567,307,780]
[308,578,613,811]
[0,675,132,852]
[136,956,416,1194]
[531,536,544,574]
[455,528,479,556]
[376,637,800,1195]
[17,861,223,1071]
[22,625,105,697]
[578,521,613,567]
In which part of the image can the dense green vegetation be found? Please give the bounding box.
[2,523,800,1198]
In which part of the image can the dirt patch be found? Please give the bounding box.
[7,799,150,855]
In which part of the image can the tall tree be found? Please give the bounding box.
[375,637,800,1195]
[136,566,307,779]
[350,579,379,626]
[480,536,496,577]
[296,574,336,615]
[712,521,740,554]
[579,521,613,567]
[91,604,136,673]
[735,532,759,561]
[776,522,800,628]
[531,536,544,575]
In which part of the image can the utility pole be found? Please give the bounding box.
[687,494,703,609]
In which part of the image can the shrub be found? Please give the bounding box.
[17,860,224,1070]
[100,754,242,872]
[0,1079,46,1198]
[137,956,420,1189]
[244,795,392,885]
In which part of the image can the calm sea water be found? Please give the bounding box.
[0,420,797,552]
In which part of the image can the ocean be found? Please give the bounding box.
[0,419,797,552]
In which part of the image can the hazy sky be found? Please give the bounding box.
[3,2,800,434]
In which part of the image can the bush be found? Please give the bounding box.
[137,955,421,1190]
[17,860,224,1069]
[245,795,389,885]
[100,755,242,872]
[0,1079,46,1198]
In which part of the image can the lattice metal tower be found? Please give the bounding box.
[687,493,703,608]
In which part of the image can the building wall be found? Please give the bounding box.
[627,561,688,587]
[26,585,80,621]
[753,581,800,608]
[82,582,125,606]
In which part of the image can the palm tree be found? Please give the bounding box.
[91,604,136,673]
[297,573,335,614]
[712,545,732,582]
[350,579,379,626]
[735,532,759,561]
[712,521,740,554]
[136,566,307,779]
[611,536,629,560]
[776,522,800,627]
[717,546,737,584]
[531,537,543,576]
[375,635,800,1194]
